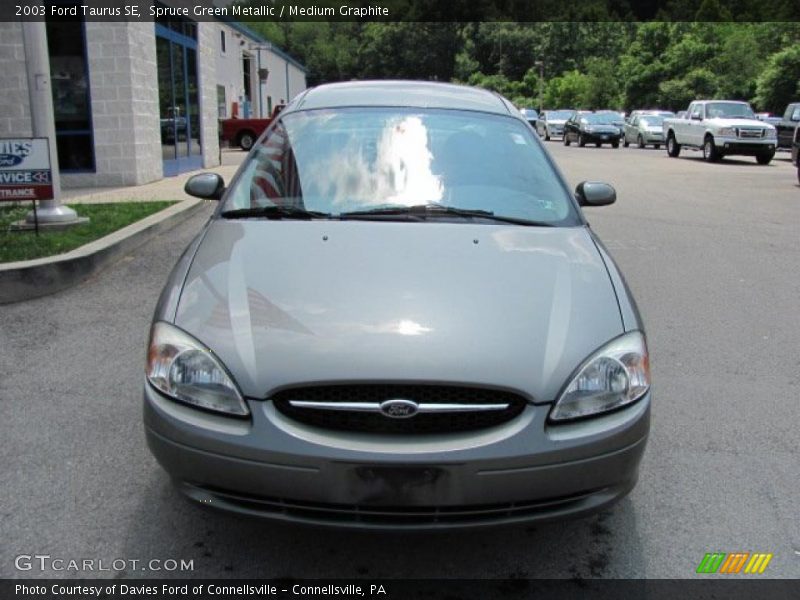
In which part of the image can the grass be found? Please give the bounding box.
[0,201,177,263]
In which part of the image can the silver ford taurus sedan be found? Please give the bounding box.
[144,81,650,529]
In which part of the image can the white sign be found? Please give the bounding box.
[0,137,53,201]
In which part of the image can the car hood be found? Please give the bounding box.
[174,221,623,402]
[584,125,619,132]
[706,117,776,130]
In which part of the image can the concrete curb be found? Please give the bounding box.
[0,198,210,304]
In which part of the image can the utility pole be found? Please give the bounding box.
[534,61,544,113]
[22,15,81,224]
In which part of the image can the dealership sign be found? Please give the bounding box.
[0,138,53,201]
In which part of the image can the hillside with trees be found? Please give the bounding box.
[244,20,800,113]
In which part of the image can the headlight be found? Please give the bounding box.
[146,321,249,417]
[549,331,650,422]
[765,128,777,139]
[717,127,737,137]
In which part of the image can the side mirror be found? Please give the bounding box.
[691,114,702,121]
[184,173,225,200]
[575,181,616,207]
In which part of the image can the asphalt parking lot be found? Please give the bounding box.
[1,144,798,580]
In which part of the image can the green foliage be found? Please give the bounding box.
[241,19,799,114]
[754,45,800,113]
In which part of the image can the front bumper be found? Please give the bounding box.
[582,131,621,143]
[717,138,776,155]
[144,384,650,529]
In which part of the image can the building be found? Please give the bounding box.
[0,6,307,187]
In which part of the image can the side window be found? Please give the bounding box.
[690,104,703,120]
[791,106,800,121]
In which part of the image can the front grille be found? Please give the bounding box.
[193,484,603,527]
[737,127,764,139]
[272,384,528,433]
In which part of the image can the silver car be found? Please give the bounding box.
[535,109,573,140]
[623,114,666,149]
[144,81,651,529]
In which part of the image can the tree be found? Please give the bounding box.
[754,46,800,113]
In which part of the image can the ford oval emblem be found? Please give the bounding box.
[0,154,24,167]
[379,399,419,419]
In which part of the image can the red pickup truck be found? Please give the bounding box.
[220,105,284,151]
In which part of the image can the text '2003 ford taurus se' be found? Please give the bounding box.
[144,81,650,529]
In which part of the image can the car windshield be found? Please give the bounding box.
[705,102,756,119]
[223,108,579,226]
[583,114,616,125]
[547,110,573,120]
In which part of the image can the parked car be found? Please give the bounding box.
[627,109,675,123]
[564,112,622,147]
[623,114,665,149]
[535,109,573,140]
[520,108,539,128]
[756,112,782,128]
[663,100,777,164]
[793,124,800,167]
[775,102,800,150]
[220,104,285,151]
[145,80,650,529]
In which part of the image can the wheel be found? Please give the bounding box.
[637,134,645,149]
[578,133,586,147]
[595,141,602,148]
[238,131,255,151]
[563,133,571,146]
[654,144,661,150]
[611,140,619,149]
[623,137,629,148]
[545,130,551,141]
[797,164,800,185]
[666,134,681,157]
[755,150,774,165]
[702,136,720,162]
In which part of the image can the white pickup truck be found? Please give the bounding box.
[663,100,778,164]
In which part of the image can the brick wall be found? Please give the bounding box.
[61,22,162,188]
[0,22,33,138]
[198,22,220,169]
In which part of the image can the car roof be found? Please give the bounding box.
[290,80,515,116]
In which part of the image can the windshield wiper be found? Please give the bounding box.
[221,206,331,220]
[340,204,554,227]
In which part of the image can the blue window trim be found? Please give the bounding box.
[155,24,197,50]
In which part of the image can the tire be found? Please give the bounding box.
[702,136,721,162]
[755,150,774,165]
[637,134,646,149]
[654,144,661,150]
[797,164,800,185]
[564,133,571,146]
[666,133,681,157]
[611,140,619,149]
[596,141,602,148]
[578,133,586,147]
[238,131,256,151]
[544,127,551,141]
[623,137,629,148]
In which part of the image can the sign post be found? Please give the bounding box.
[0,137,54,235]
[21,17,81,225]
